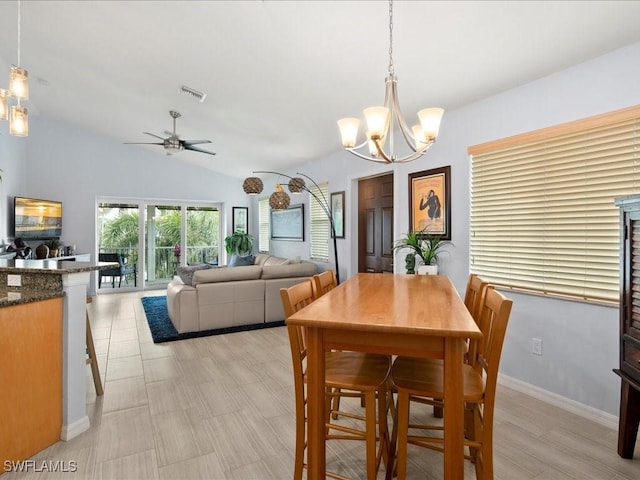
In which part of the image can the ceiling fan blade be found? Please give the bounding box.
[124,141,164,145]
[143,132,166,140]
[184,144,216,156]
[183,139,212,146]
[164,130,180,138]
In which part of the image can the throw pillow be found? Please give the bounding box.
[228,254,255,267]
[177,264,213,285]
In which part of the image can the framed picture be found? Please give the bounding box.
[330,191,345,239]
[408,166,451,240]
[271,204,304,241]
[232,206,248,234]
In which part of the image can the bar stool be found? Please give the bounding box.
[85,296,103,396]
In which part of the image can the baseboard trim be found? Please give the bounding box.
[60,415,90,441]
[498,374,618,430]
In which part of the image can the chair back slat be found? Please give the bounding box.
[313,270,337,299]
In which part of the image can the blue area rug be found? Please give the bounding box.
[140,296,285,343]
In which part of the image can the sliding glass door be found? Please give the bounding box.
[97,199,221,291]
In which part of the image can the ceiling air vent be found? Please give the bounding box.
[179,85,207,103]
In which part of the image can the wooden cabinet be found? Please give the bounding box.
[0,297,63,463]
[614,195,640,458]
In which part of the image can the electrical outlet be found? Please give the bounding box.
[532,337,543,356]
[7,274,21,287]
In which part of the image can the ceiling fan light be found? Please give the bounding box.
[243,177,264,195]
[9,104,28,137]
[288,177,305,193]
[337,117,360,148]
[364,106,390,139]
[0,89,8,121]
[418,107,444,140]
[9,66,29,100]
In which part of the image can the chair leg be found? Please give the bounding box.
[365,390,377,480]
[395,390,410,480]
[85,308,103,396]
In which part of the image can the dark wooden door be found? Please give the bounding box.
[358,173,394,273]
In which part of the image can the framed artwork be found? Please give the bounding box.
[330,191,345,239]
[271,204,305,241]
[408,166,451,240]
[232,207,248,234]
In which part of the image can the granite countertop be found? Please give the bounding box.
[0,288,65,307]
[0,259,117,274]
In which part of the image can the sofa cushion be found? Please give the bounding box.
[177,263,214,285]
[228,254,255,267]
[261,262,316,279]
[193,264,262,285]
[263,255,290,266]
[254,253,270,266]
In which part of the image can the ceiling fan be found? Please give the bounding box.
[125,110,216,156]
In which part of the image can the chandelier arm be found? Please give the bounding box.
[389,79,420,153]
[344,147,393,164]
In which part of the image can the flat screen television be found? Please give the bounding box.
[14,196,63,239]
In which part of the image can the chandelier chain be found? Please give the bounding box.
[388,0,394,76]
[17,0,21,66]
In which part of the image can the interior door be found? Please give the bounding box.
[358,173,394,273]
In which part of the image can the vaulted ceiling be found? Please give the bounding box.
[1,1,640,177]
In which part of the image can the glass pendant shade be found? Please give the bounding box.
[9,104,28,137]
[418,107,444,140]
[337,117,360,148]
[269,184,290,210]
[9,66,29,100]
[242,177,264,195]
[0,89,8,121]
[364,107,390,139]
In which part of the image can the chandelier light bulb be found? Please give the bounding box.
[9,66,29,100]
[9,104,28,137]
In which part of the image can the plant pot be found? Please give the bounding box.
[417,264,438,275]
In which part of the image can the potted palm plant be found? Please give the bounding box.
[393,228,452,274]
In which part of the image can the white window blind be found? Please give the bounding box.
[310,182,329,261]
[469,105,640,303]
[258,197,270,253]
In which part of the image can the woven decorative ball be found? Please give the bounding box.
[243,177,264,195]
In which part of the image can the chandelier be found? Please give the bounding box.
[337,0,443,163]
[0,0,29,137]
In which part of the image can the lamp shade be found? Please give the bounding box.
[418,107,444,140]
[337,117,360,148]
[9,104,28,137]
[269,185,290,210]
[288,177,305,193]
[364,106,390,139]
[243,177,264,195]
[9,66,29,100]
[0,89,8,121]
[412,124,427,150]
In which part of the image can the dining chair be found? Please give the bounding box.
[280,280,392,480]
[388,287,513,480]
[312,269,337,299]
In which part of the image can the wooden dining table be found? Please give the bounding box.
[286,272,482,480]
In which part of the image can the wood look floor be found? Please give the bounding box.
[4,291,640,480]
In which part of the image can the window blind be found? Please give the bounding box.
[469,105,640,303]
[310,182,329,261]
[258,197,269,253]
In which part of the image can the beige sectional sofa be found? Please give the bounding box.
[166,254,316,334]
